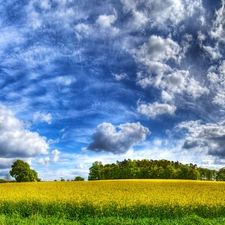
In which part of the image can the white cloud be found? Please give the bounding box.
[33,111,52,124]
[0,158,16,169]
[55,76,74,86]
[134,35,181,88]
[26,0,88,32]
[139,69,208,102]
[207,72,219,84]
[203,45,221,60]
[75,23,92,39]
[40,0,51,10]
[175,120,225,158]
[137,101,177,118]
[135,36,208,100]
[84,122,150,154]
[163,70,187,92]
[0,27,24,54]
[48,139,60,145]
[210,0,225,41]
[51,149,60,163]
[161,90,173,102]
[37,149,60,166]
[160,70,208,99]
[95,14,119,36]
[187,77,209,99]
[0,103,49,158]
[37,157,51,166]
[112,73,128,81]
[120,0,204,31]
[202,1,225,64]
[207,61,225,107]
[96,14,117,28]
[132,11,149,29]
[136,35,181,65]
[75,13,119,40]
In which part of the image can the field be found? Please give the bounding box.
[0,180,225,224]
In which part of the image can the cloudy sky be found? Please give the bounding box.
[1,0,225,180]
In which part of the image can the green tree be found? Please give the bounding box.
[9,160,38,182]
[217,167,225,181]
[74,176,85,181]
[88,161,103,180]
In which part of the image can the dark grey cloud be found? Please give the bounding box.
[85,122,150,154]
[176,120,225,157]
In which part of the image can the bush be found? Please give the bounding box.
[74,176,85,181]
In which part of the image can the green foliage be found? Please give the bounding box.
[0,200,225,222]
[88,159,218,180]
[9,160,38,182]
[88,161,103,180]
[0,214,225,225]
[0,179,6,183]
[216,167,225,181]
[74,176,85,181]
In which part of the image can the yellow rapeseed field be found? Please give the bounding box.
[0,179,225,209]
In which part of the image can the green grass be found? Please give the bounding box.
[0,201,224,219]
[0,214,225,225]
[0,201,225,224]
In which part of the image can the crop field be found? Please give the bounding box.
[0,180,225,224]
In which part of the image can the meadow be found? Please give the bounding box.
[0,180,225,224]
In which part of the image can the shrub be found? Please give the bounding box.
[74,176,85,181]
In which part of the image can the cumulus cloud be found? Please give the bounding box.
[84,122,150,154]
[37,157,51,166]
[161,90,173,102]
[96,14,117,28]
[207,61,225,107]
[33,111,52,124]
[137,101,177,119]
[37,149,60,165]
[134,36,181,81]
[162,70,209,99]
[120,0,203,30]
[0,158,16,169]
[51,149,60,163]
[202,45,221,60]
[134,35,208,100]
[0,103,49,158]
[176,120,225,157]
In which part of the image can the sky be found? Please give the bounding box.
[0,0,225,180]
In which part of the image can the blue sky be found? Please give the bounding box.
[1,0,225,180]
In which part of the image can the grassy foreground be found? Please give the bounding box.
[0,214,225,225]
[0,180,225,224]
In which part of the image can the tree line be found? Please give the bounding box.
[88,159,225,181]
[7,160,85,182]
[6,159,225,182]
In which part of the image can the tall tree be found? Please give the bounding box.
[10,160,38,182]
[217,167,225,181]
[88,161,103,180]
